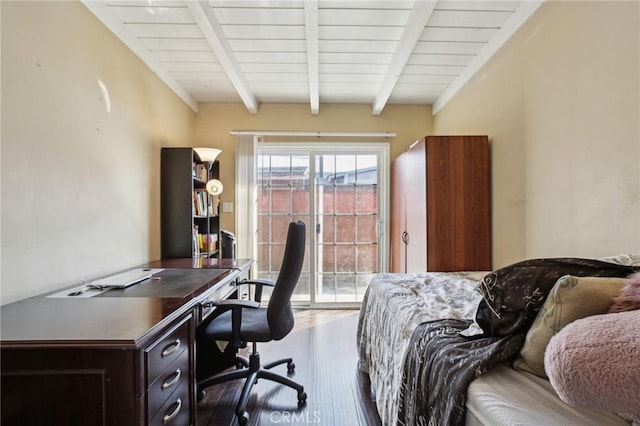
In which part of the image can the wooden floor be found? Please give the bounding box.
[196,309,382,426]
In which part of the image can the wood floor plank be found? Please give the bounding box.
[196,310,381,426]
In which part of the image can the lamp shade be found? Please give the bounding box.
[193,147,221,163]
[206,179,224,196]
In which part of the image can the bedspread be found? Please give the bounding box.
[398,258,638,426]
[356,271,487,425]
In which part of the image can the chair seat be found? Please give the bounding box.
[202,307,273,342]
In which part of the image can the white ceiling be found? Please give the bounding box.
[83,0,543,115]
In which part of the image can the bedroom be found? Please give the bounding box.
[1,0,638,425]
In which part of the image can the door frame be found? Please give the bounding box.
[257,142,390,308]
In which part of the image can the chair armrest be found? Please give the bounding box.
[239,278,276,288]
[238,279,276,303]
[214,299,260,309]
[201,299,259,309]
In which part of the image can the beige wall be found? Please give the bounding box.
[434,0,640,267]
[4,0,637,304]
[1,1,195,304]
[194,103,432,232]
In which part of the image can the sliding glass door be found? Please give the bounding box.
[314,153,380,303]
[257,143,389,307]
[257,153,312,302]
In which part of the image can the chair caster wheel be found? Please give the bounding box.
[298,391,307,406]
[197,390,205,403]
[287,362,295,373]
[237,411,249,425]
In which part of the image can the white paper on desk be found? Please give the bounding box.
[89,268,164,288]
[47,268,166,298]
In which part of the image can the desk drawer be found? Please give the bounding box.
[145,315,191,388]
[149,381,190,426]
[147,347,189,420]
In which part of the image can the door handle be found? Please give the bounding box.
[402,231,409,245]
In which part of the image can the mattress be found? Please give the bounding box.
[466,363,629,425]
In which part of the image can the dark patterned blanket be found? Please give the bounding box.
[357,271,487,425]
[397,258,638,426]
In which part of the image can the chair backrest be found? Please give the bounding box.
[267,221,306,340]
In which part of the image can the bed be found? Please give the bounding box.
[357,257,639,426]
[356,271,488,425]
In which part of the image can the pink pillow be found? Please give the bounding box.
[545,310,640,417]
[609,272,640,313]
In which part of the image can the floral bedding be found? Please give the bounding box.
[356,271,488,425]
[359,258,638,426]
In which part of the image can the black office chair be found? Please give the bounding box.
[197,221,307,425]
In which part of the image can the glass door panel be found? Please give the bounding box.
[257,154,311,303]
[314,154,378,304]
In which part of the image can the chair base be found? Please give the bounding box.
[198,350,307,425]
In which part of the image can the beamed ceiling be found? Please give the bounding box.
[83,0,544,115]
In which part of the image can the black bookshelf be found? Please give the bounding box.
[161,147,220,258]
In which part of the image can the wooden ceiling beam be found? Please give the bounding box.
[188,1,258,113]
[304,1,320,115]
[372,1,437,115]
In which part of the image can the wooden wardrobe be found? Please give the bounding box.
[390,135,491,273]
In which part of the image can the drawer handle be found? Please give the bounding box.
[161,339,181,358]
[161,369,182,390]
[162,398,182,424]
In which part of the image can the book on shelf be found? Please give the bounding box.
[196,233,218,253]
[193,190,212,216]
[193,191,200,216]
[193,225,200,257]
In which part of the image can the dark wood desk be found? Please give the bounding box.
[0,258,253,426]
